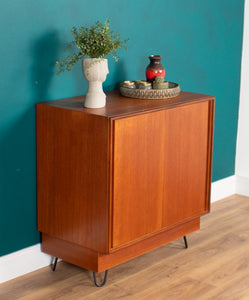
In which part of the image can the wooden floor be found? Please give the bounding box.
[1,194,249,300]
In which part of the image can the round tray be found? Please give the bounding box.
[120,82,180,99]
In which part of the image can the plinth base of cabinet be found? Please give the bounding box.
[42,218,200,273]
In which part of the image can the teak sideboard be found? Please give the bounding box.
[36,91,214,278]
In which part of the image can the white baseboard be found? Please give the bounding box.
[0,244,51,284]
[211,175,236,202]
[236,175,249,196]
[0,174,247,284]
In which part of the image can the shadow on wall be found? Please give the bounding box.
[0,31,61,255]
[113,59,128,90]
[0,107,40,255]
[104,59,128,92]
[30,30,60,103]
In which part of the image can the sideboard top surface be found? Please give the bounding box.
[37,90,214,118]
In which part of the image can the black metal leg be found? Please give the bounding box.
[51,257,58,271]
[93,270,108,287]
[183,236,188,249]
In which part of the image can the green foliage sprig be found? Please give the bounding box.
[56,19,128,75]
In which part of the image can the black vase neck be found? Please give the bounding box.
[149,55,162,63]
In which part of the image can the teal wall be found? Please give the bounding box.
[0,0,244,256]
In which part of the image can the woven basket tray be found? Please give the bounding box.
[120,82,180,99]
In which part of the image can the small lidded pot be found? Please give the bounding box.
[120,81,136,88]
[136,81,152,89]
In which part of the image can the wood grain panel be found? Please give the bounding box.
[42,233,99,272]
[36,104,110,253]
[162,102,209,227]
[111,100,212,248]
[112,112,166,248]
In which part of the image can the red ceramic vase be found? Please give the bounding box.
[146,55,165,82]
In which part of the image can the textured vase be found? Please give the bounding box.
[83,58,109,108]
[146,55,165,82]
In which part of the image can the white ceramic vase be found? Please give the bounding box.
[82,58,109,108]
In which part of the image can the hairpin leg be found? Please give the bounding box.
[51,257,58,271]
[183,236,188,249]
[93,270,108,287]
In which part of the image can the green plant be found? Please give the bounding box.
[56,19,128,75]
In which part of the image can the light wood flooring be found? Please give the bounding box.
[1,194,249,300]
